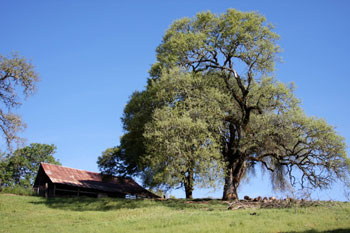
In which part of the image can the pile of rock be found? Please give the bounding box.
[243,195,277,202]
[227,196,319,210]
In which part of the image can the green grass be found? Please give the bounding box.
[0,194,350,233]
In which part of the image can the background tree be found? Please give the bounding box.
[0,143,60,188]
[0,53,39,150]
[150,9,349,200]
[97,89,164,178]
[99,71,223,197]
[119,89,161,176]
[97,146,125,175]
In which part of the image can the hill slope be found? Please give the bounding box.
[0,194,349,233]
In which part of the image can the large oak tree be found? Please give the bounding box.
[148,9,349,200]
[100,9,349,200]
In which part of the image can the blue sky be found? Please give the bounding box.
[1,0,349,200]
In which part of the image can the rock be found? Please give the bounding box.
[252,196,262,202]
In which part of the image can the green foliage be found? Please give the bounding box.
[0,185,35,196]
[0,53,39,150]
[151,9,280,77]
[119,89,161,176]
[148,8,349,199]
[106,9,349,199]
[143,69,224,191]
[97,147,125,175]
[0,143,60,188]
[249,109,349,190]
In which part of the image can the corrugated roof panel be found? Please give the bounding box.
[40,162,159,197]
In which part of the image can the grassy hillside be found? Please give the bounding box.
[0,194,349,233]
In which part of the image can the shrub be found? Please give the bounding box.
[0,185,36,196]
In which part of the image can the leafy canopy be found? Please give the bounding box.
[0,53,39,150]
[143,69,224,190]
[100,9,349,198]
[149,9,349,195]
[0,143,60,188]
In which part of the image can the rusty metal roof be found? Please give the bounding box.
[39,162,159,198]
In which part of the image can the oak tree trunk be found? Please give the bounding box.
[184,168,194,199]
[222,158,246,200]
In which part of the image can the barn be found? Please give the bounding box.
[33,162,159,198]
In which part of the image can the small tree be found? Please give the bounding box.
[0,143,60,188]
[143,70,223,198]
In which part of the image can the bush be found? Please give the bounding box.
[0,185,36,196]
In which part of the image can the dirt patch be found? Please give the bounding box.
[0,193,18,196]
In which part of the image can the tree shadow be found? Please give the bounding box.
[29,197,227,212]
[286,229,350,233]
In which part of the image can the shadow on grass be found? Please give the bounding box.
[286,229,350,233]
[29,197,227,212]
